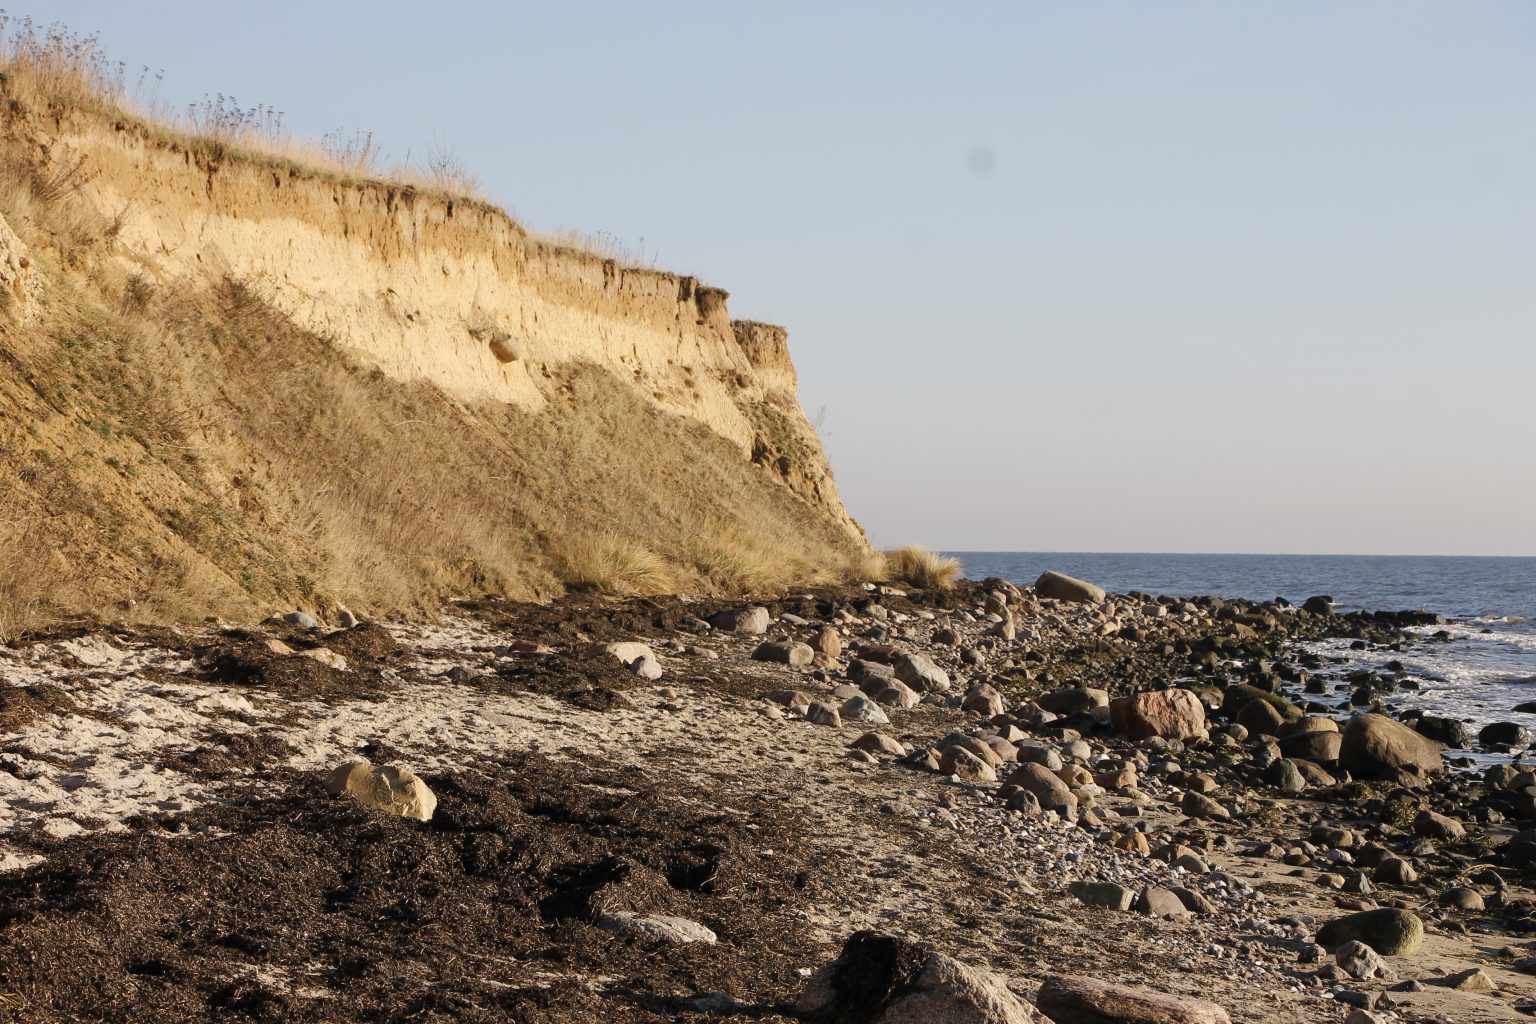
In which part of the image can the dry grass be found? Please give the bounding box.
[0,17,873,623]
[559,535,674,597]
[883,545,963,590]
[0,14,483,201]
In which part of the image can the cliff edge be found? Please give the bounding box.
[0,72,869,630]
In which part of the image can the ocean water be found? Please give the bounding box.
[949,552,1536,748]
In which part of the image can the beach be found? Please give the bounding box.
[2,575,1535,1021]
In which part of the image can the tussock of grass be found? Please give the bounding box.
[560,536,674,596]
[884,546,962,590]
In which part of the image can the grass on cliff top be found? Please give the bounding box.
[0,13,663,273]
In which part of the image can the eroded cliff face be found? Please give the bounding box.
[0,90,867,626]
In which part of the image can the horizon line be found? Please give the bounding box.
[932,549,1536,560]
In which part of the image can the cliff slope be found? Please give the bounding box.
[0,72,868,633]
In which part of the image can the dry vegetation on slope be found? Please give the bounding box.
[0,20,871,637]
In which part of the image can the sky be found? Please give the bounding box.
[22,1,1536,556]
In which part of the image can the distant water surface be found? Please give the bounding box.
[947,552,1536,745]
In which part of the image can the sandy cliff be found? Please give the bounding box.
[0,84,867,629]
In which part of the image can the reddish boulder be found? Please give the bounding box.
[1110,689,1205,741]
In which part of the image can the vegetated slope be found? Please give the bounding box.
[0,74,869,635]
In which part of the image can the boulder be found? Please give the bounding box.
[895,652,951,692]
[1234,698,1286,737]
[842,696,890,724]
[1339,715,1444,778]
[1277,730,1341,764]
[599,641,656,666]
[872,681,922,709]
[1479,721,1532,749]
[1277,715,1339,737]
[813,626,843,661]
[1068,881,1135,912]
[1316,908,1424,956]
[1335,940,1392,981]
[1035,974,1231,1024]
[850,659,896,685]
[1135,886,1190,919]
[1034,571,1106,604]
[1413,809,1465,841]
[1003,763,1077,819]
[799,931,1038,1024]
[806,701,842,727]
[753,641,814,667]
[1263,758,1306,794]
[628,654,663,680]
[1038,687,1109,715]
[596,911,717,946]
[1301,595,1334,616]
[940,747,998,783]
[324,761,437,821]
[852,733,906,757]
[962,683,1006,717]
[1179,792,1229,821]
[1413,714,1470,748]
[1110,689,1205,741]
[708,605,771,634]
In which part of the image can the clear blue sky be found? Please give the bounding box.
[25,1,1536,555]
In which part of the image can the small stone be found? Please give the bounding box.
[283,611,319,629]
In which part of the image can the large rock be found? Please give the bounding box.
[1035,974,1231,1024]
[1234,698,1286,737]
[596,911,717,945]
[599,641,656,666]
[813,626,843,661]
[1339,714,1444,778]
[324,761,437,821]
[1277,730,1342,764]
[1033,571,1106,604]
[708,606,771,634]
[1038,687,1109,715]
[753,640,814,667]
[1110,690,1205,741]
[1068,881,1134,912]
[1316,908,1424,956]
[799,931,1038,1023]
[1003,763,1078,819]
[895,652,951,693]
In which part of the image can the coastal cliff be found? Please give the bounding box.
[0,81,868,629]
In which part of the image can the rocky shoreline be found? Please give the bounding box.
[1,575,1534,1022]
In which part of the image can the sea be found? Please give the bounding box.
[948,552,1536,749]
